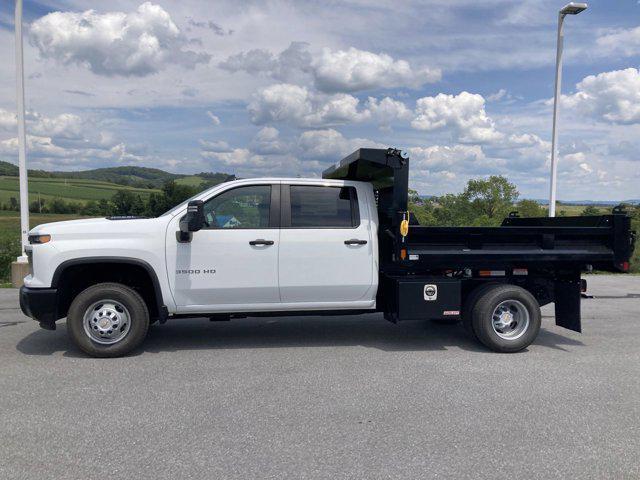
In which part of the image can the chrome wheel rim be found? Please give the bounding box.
[491,300,530,340]
[82,300,131,345]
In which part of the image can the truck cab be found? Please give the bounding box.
[166,178,378,313]
[19,148,635,357]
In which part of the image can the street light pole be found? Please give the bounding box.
[14,0,29,260]
[549,2,587,217]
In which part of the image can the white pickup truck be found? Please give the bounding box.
[20,149,635,357]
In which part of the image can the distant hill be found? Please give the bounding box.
[0,160,234,189]
[531,198,640,206]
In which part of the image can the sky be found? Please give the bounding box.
[0,0,639,201]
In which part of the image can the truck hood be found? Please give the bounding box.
[29,216,166,240]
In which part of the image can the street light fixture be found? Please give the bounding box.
[560,2,588,15]
[548,2,587,217]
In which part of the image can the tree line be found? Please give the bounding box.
[1,180,205,217]
[407,176,627,226]
[1,175,632,220]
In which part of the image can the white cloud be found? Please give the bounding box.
[562,68,640,124]
[199,139,232,153]
[201,148,264,166]
[563,152,586,165]
[0,109,16,130]
[248,83,399,127]
[29,2,210,77]
[28,112,85,140]
[411,92,503,143]
[221,44,439,93]
[250,127,288,155]
[364,96,413,128]
[595,26,640,57]
[219,42,312,84]
[248,82,417,128]
[297,129,385,161]
[408,144,501,175]
[248,84,314,125]
[486,89,507,102]
[0,135,141,166]
[206,111,221,125]
[0,108,119,149]
[579,162,593,174]
[0,108,143,168]
[312,47,440,93]
[0,108,83,139]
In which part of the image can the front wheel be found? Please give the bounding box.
[66,283,150,357]
[471,284,541,353]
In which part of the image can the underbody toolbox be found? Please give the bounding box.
[383,275,461,322]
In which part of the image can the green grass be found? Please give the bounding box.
[555,204,610,216]
[0,176,160,205]
[175,176,206,187]
[0,213,88,282]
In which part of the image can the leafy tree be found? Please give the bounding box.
[580,205,601,216]
[112,190,145,216]
[30,198,46,213]
[411,199,438,226]
[515,199,546,217]
[465,176,519,221]
[431,193,472,226]
[416,176,519,227]
[408,188,422,205]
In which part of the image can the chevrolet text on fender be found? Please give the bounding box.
[19,148,635,357]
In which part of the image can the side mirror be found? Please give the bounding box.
[180,200,205,233]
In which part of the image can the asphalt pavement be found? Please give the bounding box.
[1,275,639,479]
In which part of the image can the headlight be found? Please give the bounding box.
[28,234,51,244]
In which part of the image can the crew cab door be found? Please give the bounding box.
[165,182,280,311]
[278,183,375,305]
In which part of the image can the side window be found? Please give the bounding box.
[289,186,359,228]
[202,185,271,229]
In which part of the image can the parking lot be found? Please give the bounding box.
[1,275,639,479]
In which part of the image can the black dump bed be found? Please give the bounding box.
[323,148,635,273]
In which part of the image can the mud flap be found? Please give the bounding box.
[554,277,582,333]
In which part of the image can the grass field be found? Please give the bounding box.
[0,176,160,206]
[0,213,86,283]
[174,176,206,187]
[555,204,609,215]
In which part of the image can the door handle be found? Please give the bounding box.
[344,239,367,245]
[249,239,274,246]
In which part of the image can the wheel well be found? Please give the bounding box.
[461,277,554,308]
[55,261,161,320]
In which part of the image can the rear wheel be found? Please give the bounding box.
[471,284,541,353]
[67,283,149,357]
[461,283,498,337]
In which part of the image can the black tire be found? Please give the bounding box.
[471,284,541,353]
[461,282,499,338]
[66,282,149,358]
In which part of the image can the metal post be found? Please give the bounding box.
[15,0,29,260]
[549,12,565,218]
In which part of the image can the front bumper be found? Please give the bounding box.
[19,286,59,328]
